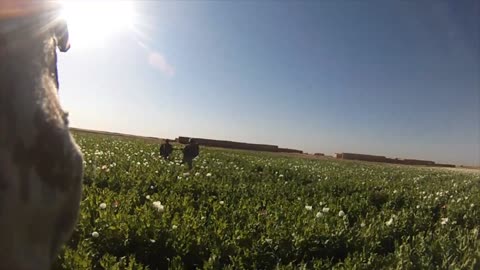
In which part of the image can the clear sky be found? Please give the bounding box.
[58,1,479,166]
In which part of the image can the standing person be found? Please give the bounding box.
[182,138,199,170]
[160,139,173,160]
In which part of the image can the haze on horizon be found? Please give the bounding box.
[58,1,479,166]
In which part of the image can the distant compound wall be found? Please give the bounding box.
[431,163,456,168]
[335,152,455,168]
[178,136,280,152]
[402,159,435,166]
[336,153,388,163]
[278,148,303,154]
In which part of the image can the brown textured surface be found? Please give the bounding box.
[0,3,83,269]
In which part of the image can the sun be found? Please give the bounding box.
[59,0,136,49]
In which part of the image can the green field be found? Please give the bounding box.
[54,132,480,269]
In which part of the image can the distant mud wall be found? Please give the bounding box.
[336,152,455,168]
[278,148,303,154]
[178,137,279,152]
[336,153,388,163]
[178,137,302,153]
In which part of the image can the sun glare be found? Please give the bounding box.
[59,0,136,49]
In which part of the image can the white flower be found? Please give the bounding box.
[416,205,420,209]
[385,218,394,226]
[440,217,448,225]
[338,210,345,217]
[360,222,366,227]
[305,205,313,211]
[150,185,154,189]
[146,195,151,200]
[150,239,156,243]
[219,201,224,205]
[195,172,200,176]
[319,202,325,206]
[322,207,330,213]
[265,238,273,244]
[393,190,397,194]
[172,225,178,230]
[183,172,190,177]
[152,201,165,212]
[471,203,475,208]
[279,174,284,178]
[316,211,323,218]
[206,173,212,177]
[177,176,182,180]
[99,203,107,209]
[92,231,99,238]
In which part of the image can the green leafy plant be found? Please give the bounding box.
[53,132,480,269]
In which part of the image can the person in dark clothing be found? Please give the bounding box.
[160,139,173,160]
[182,138,199,170]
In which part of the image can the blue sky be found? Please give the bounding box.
[58,1,479,166]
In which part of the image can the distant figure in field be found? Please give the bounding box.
[159,139,173,160]
[182,138,199,170]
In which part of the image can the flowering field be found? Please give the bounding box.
[54,133,480,269]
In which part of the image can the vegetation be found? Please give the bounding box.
[54,133,480,269]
